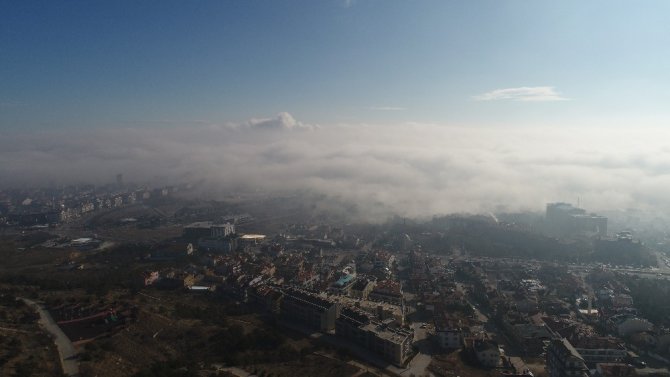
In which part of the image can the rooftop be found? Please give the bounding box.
[372,280,402,296]
[553,338,585,362]
[572,337,625,350]
[361,321,412,344]
[333,273,356,287]
[473,339,499,352]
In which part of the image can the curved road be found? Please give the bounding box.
[21,298,80,377]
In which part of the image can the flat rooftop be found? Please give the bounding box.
[361,322,412,344]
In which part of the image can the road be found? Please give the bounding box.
[401,323,435,376]
[212,366,254,377]
[567,263,670,280]
[653,250,670,274]
[21,298,80,377]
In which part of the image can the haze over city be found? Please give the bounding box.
[3,0,670,218]
[5,3,670,377]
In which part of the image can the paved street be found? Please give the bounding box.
[21,298,80,377]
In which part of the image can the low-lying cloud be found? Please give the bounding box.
[474,86,568,102]
[243,112,315,131]
[2,112,670,219]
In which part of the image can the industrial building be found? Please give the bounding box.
[546,202,607,238]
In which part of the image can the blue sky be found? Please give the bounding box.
[2,0,670,130]
[4,1,670,215]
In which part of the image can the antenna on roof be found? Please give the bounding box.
[577,196,581,209]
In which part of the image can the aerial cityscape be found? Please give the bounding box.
[2,1,670,377]
[3,178,670,377]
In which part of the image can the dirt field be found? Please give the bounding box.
[0,225,376,377]
[252,353,360,377]
[429,350,500,377]
[524,357,548,377]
